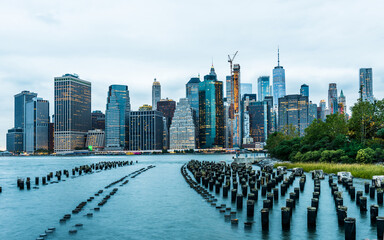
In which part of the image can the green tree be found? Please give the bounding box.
[356,147,375,164]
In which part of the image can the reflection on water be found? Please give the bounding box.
[0,155,381,239]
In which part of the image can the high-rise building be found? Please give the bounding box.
[157,98,176,149]
[232,64,241,147]
[258,76,271,102]
[139,104,152,111]
[308,101,317,125]
[54,74,91,152]
[328,83,338,114]
[25,97,49,153]
[273,48,286,107]
[248,101,271,143]
[128,111,164,151]
[48,123,54,152]
[152,78,161,110]
[186,77,200,119]
[359,68,374,103]
[86,129,105,150]
[198,65,224,148]
[338,90,346,114]
[300,84,309,97]
[226,76,232,102]
[105,85,130,150]
[241,83,252,97]
[240,94,257,145]
[14,90,38,151]
[319,100,327,121]
[264,96,275,134]
[92,110,105,130]
[169,98,196,150]
[278,94,309,136]
[6,128,23,153]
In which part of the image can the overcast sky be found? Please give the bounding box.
[1,0,383,150]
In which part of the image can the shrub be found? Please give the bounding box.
[356,148,375,164]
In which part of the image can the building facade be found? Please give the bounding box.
[54,74,91,152]
[241,83,252,97]
[248,101,270,143]
[25,97,49,153]
[6,128,23,153]
[105,85,130,150]
[278,94,309,136]
[152,79,161,110]
[169,98,196,150]
[308,101,318,125]
[338,90,346,114]
[258,76,271,102]
[272,49,286,107]
[198,66,225,149]
[128,111,164,151]
[92,110,105,130]
[300,84,309,97]
[328,83,338,114]
[232,64,241,147]
[86,129,105,150]
[359,68,374,103]
[157,98,176,149]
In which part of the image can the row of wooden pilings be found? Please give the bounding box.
[17,160,134,191]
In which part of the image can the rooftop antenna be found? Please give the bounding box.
[278,46,280,67]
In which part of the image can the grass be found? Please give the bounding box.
[274,162,384,179]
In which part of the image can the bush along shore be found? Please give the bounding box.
[266,99,384,179]
[274,162,384,179]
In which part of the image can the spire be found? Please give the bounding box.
[277,46,280,67]
[340,89,344,98]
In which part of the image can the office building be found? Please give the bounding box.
[232,64,241,147]
[300,84,309,97]
[328,83,338,114]
[169,98,196,150]
[25,97,49,153]
[157,98,176,149]
[258,76,271,102]
[278,94,309,136]
[248,101,270,143]
[86,129,105,150]
[128,111,164,151]
[273,48,286,107]
[6,128,23,153]
[152,78,161,110]
[308,101,317,125]
[54,74,91,152]
[359,68,373,103]
[139,104,152,111]
[241,83,252,97]
[226,76,232,102]
[198,65,225,148]
[186,77,200,115]
[105,85,130,150]
[339,90,346,114]
[319,100,327,121]
[92,110,105,130]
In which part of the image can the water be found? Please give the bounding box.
[0,154,381,239]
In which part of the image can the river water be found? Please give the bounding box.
[0,154,380,239]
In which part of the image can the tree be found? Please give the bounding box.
[356,148,375,164]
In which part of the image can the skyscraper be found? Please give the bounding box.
[105,85,130,150]
[91,110,105,130]
[308,101,317,125]
[128,110,164,151]
[25,97,49,153]
[273,48,286,107]
[258,76,271,101]
[328,83,338,114]
[339,90,346,114]
[359,68,374,103]
[241,83,252,97]
[186,77,200,119]
[14,90,38,151]
[232,64,241,147]
[169,98,196,150]
[54,74,91,152]
[6,128,23,153]
[226,76,232,102]
[278,94,309,136]
[300,84,309,97]
[319,100,327,121]
[199,65,224,148]
[157,98,176,149]
[152,78,161,110]
[248,101,270,143]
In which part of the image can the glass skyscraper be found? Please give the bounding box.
[186,77,200,118]
[328,83,338,114]
[6,128,23,153]
[273,49,286,107]
[241,83,252,97]
[258,76,271,101]
[308,101,317,125]
[278,94,309,136]
[359,68,374,103]
[105,85,130,150]
[152,78,161,110]
[54,74,91,152]
[169,98,196,150]
[338,90,346,114]
[300,84,309,97]
[25,97,49,153]
[198,66,224,148]
[128,111,164,150]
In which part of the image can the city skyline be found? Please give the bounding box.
[1,0,384,149]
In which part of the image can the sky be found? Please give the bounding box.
[0,0,383,150]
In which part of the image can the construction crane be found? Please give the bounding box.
[227,51,238,148]
[228,51,238,80]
